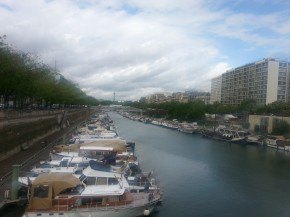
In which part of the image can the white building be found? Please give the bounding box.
[210,75,222,104]
[211,58,290,105]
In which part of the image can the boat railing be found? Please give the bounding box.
[48,190,161,212]
[51,199,134,211]
[128,181,158,188]
[29,191,162,212]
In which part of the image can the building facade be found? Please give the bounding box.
[249,114,290,134]
[195,94,210,104]
[210,75,222,104]
[145,91,210,104]
[211,58,290,105]
[146,93,167,104]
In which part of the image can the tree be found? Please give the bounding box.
[0,36,99,108]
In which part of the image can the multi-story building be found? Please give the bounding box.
[146,93,167,104]
[210,75,222,104]
[195,94,210,104]
[172,92,183,101]
[145,91,210,104]
[211,58,290,105]
[172,91,210,103]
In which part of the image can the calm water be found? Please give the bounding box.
[110,112,290,217]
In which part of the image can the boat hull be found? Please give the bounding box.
[23,203,157,217]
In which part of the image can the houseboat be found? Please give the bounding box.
[22,173,162,217]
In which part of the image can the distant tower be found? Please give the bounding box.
[113,92,116,102]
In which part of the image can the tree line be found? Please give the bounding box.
[0,36,98,109]
[123,99,290,121]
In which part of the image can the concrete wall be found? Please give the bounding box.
[249,115,290,133]
[0,108,95,161]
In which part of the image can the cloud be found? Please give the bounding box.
[0,0,289,100]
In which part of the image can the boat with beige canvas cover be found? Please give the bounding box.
[22,173,162,217]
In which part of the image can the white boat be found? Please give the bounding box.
[264,135,290,151]
[23,173,162,217]
[178,122,199,134]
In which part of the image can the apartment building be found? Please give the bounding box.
[172,91,210,103]
[146,93,167,104]
[210,75,222,104]
[195,94,210,104]
[211,58,290,105]
[145,91,210,104]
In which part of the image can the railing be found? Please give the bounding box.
[47,192,160,212]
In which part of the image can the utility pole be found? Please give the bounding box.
[11,165,20,200]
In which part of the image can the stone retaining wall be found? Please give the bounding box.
[0,108,95,161]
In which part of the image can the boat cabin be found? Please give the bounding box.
[27,173,133,212]
[81,165,130,189]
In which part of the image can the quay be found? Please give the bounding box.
[0,108,97,214]
[116,108,290,152]
[0,110,162,217]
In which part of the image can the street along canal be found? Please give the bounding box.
[110,112,290,217]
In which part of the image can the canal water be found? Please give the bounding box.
[110,112,290,217]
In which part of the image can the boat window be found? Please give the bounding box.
[84,177,96,185]
[79,174,86,182]
[68,163,76,167]
[40,164,52,168]
[81,197,91,205]
[91,197,103,204]
[96,177,107,185]
[33,185,49,198]
[76,185,84,194]
[108,178,118,185]
[107,196,119,202]
[78,162,89,168]
[60,160,69,167]
[74,169,83,175]
[59,185,84,195]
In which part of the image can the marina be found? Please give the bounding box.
[1,1,290,217]
[1,111,163,217]
[118,110,290,152]
[2,111,290,216]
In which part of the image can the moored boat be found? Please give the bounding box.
[22,173,162,217]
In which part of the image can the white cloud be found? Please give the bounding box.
[0,0,289,100]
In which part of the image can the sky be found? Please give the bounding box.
[0,0,290,101]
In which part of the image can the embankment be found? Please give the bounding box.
[0,108,96,161]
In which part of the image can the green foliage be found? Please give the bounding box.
[126,99,290,122]
[0,37,98,108]
[256,101,290,116]
[99,100,114,105]
[239,99,257,112]
[125,101,206,121]
[272,119,290,136]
